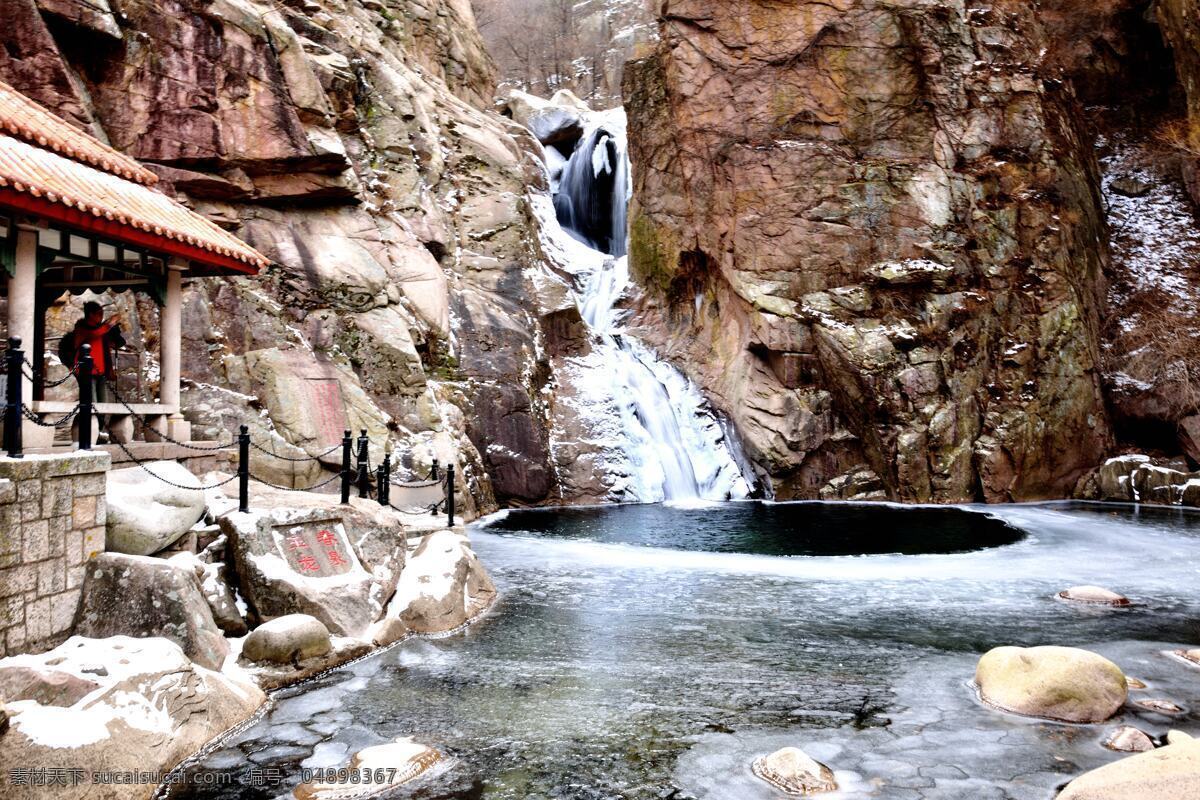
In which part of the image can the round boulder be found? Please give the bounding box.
[975,645,1127,723]
[1058,586,1130,606]
[242,615,332,665]
[751,747,837,795]
[1059,737,1200,799]
[105,461,206,555]
[1105,726,1155,753]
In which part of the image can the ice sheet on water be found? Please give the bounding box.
[675,639,1200,800]
[300,741,350,770]
[171,504,1200,799]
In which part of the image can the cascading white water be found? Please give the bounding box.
[549,109,751,503]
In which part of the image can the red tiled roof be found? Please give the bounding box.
[0,81,158,186]
[0,80,267,272]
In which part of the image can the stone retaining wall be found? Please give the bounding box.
[0,451,110,656]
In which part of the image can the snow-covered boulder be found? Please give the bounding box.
[505,89,585,146]
[241,614,331,665]
[380,530,496,639]
[207,482,410,620]
[0,637,265,800]
[73,553,230,670]
[1133,464,1192,504]
[221,508,376,637]
[751,747,838,795]
[975,645,1127,723]
[1097,455,1150,501]
[294,737,443,800]
[169,552,247,636]
[105,461,206,555]
[1059,736,1200,799]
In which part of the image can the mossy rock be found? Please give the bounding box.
[975,645,1127,723]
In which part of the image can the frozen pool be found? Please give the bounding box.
[165,501,1200,799]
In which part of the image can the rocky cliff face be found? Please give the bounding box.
[624,0,1123,502]
[1,0,593,512]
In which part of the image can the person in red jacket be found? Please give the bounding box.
[66,301,126,433]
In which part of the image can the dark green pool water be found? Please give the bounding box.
[486,501,1025,556]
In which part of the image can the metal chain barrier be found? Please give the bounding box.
[249,438,341,462]
[105,383,234,452]
[30,357,80,389]
[109,437,239,491]
[22,404,80,428]
[4,333,453,517]
[249,470,343,493]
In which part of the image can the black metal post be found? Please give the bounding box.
[340,429,352,505]
[430,458,439,481]
[376,455,388,508]
[4,337,23,458]
[238,425,250,513]
[356,429,371,499]
[446,464,455,527]
[380,453,391,506]
[77,344,94,451]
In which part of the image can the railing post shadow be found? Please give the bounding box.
[340,429,352,505]
[77,344,94,451]
[446,464,455,527]
[237,424,250,513]
[4,337,23,458]
[356,429,371,499]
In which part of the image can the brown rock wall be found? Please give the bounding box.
[624,0,1115,501]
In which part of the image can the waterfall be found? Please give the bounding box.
[553,126,628,257]
[549,109,751,503]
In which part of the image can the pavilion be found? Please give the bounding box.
[0,80,268,450]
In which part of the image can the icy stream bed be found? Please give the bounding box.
[168,502,1200,799]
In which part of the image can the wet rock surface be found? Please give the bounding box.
[1104,725,1156,752]
[1084,454,1200,508]
[293,737,443,799]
